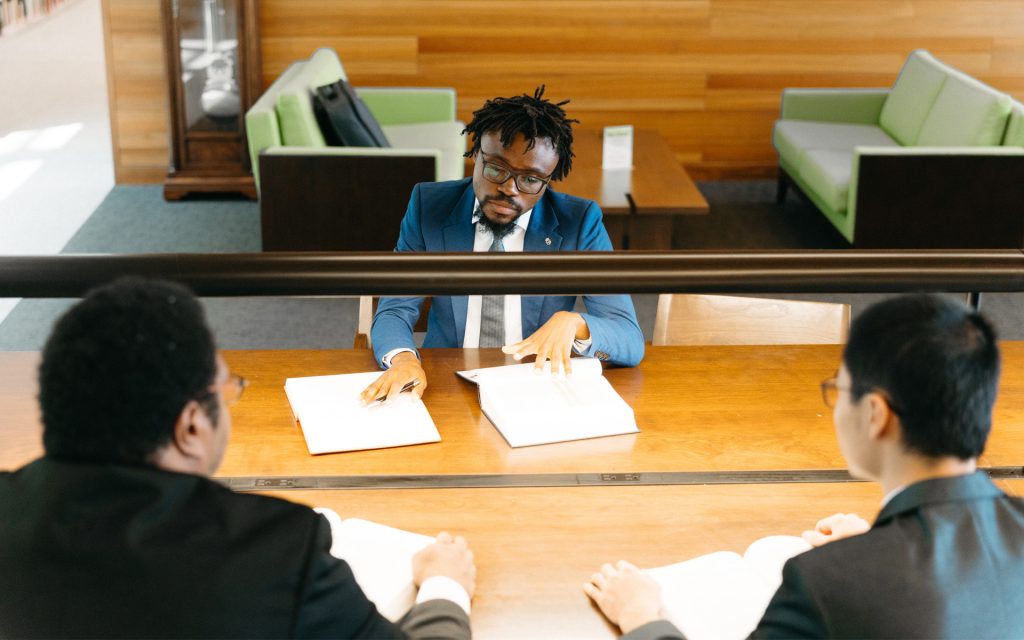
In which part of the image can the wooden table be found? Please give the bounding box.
[262,480,1024,639]
[556,129,710,250]
[4,344,1024,477]
[4,345,1023,637]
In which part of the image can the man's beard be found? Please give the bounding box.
[479,201,519,239]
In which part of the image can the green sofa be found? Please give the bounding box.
[244,48,465,251]
[773,50,1024,248]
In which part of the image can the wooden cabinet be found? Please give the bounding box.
[160,0,261,200]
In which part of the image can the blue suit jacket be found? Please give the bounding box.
[371,178,644,367]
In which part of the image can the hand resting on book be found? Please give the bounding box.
[361,351,428,405]
[413,531,477,599]
[801,512,870,547]
[502,310,590,377]
[583,560,663,634]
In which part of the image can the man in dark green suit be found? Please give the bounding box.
[585,293,1024,638]
[0,278,476,639]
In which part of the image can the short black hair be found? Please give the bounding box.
[462,86,579,181]
[39,278,218,465]
[843,293,1000,459]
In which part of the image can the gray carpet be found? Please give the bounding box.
[3,182,1023,350]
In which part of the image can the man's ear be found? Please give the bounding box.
[171,399,210,461]
[865,392,897,441]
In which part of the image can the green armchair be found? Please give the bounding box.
[244,48,465,251]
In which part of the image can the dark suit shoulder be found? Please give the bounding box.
[770,490,1024,638]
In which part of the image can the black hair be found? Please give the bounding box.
[842,293,1000,459]
[462,86,579,181]
[39,278,218,465]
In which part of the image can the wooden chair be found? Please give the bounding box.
[652,294,851,346]
[354,296,431,349]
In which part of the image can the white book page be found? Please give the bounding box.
[648,552,770,640]
[742,535,812,594]
[314,509,434,622]
[284,372,440,455]
[646,535,812,640]
[456,357,604,384]
[478,372,637,447]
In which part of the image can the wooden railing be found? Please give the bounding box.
[2,251,1023,298]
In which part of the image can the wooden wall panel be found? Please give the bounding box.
[102,0,169,185]
[103,0,1024,184]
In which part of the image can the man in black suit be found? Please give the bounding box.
[0,278,475,639]
[585,293,1024,638]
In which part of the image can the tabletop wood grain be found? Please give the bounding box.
[4,344,1024,476]
[261,479,1024,639]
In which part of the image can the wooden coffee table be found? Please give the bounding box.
[556,128,709,249]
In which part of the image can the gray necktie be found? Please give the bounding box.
[479,232,505,347]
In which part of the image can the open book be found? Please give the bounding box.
[314,508,433,621]
[646,535,813,640]
[457,358,638,447]
[284,372,440,455]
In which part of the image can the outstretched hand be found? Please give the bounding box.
[413,531,477,599]
[801,512,870,547]
[583,560,663,634]
[502,311,589,377]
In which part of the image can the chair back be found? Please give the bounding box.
[652,294,850,346]
[354,296,432,349]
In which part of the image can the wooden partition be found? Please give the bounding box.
[102,0,1024,184]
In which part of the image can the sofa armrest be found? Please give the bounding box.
[848,146,1024,248]
[245,108,282,190]
[356,87,457,125]
[780,89,890,124]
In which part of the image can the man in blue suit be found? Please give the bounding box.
[585,293,1024,638]
[362,87,644,403]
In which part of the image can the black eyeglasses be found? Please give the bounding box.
[479,159,551,195]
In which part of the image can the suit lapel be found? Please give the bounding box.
[522,194,562,334]
[441,184,476,345]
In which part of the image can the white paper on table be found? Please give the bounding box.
[456,358,638,447]
[284,371,440,455]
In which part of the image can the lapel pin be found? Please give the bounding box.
[545,237,552,245]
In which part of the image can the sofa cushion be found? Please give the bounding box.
[382,121,466,181]
[879,50,949,145]
[916,71,1012,146]
[773,121,898,169]
[1002,101,1024,147]
[276,49,348,147]
[798,149,855,214]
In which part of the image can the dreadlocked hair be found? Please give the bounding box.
[462,86,579,182]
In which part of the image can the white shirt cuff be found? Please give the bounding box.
[572,336,593,354]
[416,575,472,615]
[381,347,417,369]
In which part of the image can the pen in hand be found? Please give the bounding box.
[372,379,421,404]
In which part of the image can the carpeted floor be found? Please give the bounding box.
[2,181,1022,350]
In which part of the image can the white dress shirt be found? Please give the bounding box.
[462,201,531,348]
[381,198,590,367]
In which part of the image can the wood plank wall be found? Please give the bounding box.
[104,0,1024,184]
